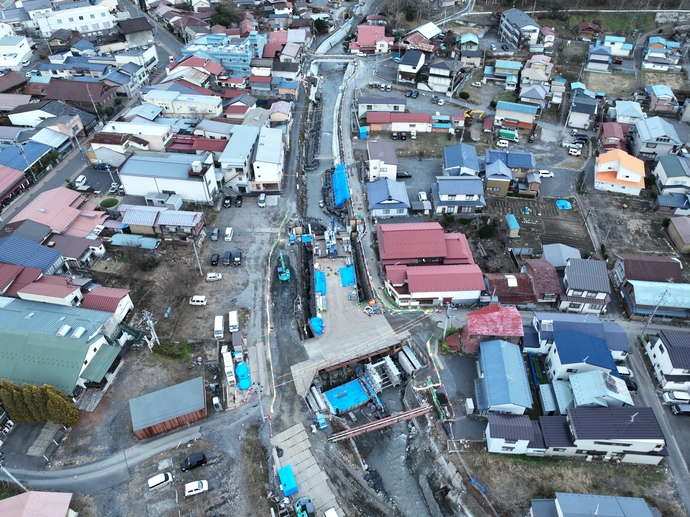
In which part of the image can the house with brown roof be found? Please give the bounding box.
[0,163,29,210]
[384,264,485,307]
[577,21,600,38]
[81,286,133,323]
[85,132,151,168]
[44,80,118,113]
[0,71,28,94]
[0,263,24,293]
[668,216,690,253]
[645,330,690,391]
[117,17,154,49]
[44,234,105,268]
[484,273,537,306]
[460,303,524,353]
[597,122,626,151]
[524,258,561,305]
[376,222,474,268]
[17,275,83,307]
[2,266,42,297]
[613,253,683,288]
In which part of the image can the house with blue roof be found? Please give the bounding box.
[603,35,633,57]
[485,148,538,195]
[569,370,633,409]
[488,60,523,91]
[631,116,682,161]
[546,331,618,381]
[609,100,645,126]
[475,340,533,414]
[585,45,611,72]
[643,35,682,72]
[0,141,51,174]
[366,178,410,218]
[621,280,690,320]
[494,101,538,132]
[0,234,66,274]
[644,84,679,114]
[431,175,485,214]
[443,142,479,176]
[459,33,478,51]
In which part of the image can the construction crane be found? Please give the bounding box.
[277,251,291,281]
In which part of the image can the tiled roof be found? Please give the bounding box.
[443,142,479,172]
[81,286,130,313]
[567,407,664,441]
[486,149,536,169]
[600,122,624,140]
[0,72,28,93]
[45,80,116,103]
[525,258,561,296]
[406,264,484,292]
[366,178,410,208]
[157,210,203,227]
[565,258,610,293]
[617,253,683,283]
[467,303,523,336]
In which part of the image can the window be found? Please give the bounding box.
[501,446,515,452]
[566,368,578,373]
[101,12,106,17]
[79,16,84,20]
[81,25,88,31]
[568,302,582,309]
[588,304,603,311]
[659,344,666,354]
[396,209,405,214]
[505,439,518,444]
[593,441,631,447]
[572,290,583,296]
[447,195,456,200]
[657,137,670,142]
[382,209,390,214]
[575,450,589,455]
[552,448,566,452]
[92,24,99,29]
[57,19,62,24]
[189,106,197,112]
[90,14,95,18]
[646,143,657,149]
[69,17,74,22]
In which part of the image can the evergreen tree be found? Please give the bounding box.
[45,386,79,427]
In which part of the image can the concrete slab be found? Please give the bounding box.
[26,422,61,457]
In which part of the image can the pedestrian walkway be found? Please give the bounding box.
[270,423,341,516]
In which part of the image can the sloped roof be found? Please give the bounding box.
[81,286,130,313]
[45,80,117,103]
[554,331,617,371]
[485,273,537,304]
[443,142,479,172]
[45,234,101,259]
[0,491,73,517]
[656,329,690,369]
[617,253,683,283]
[0,71,28,93]
[670,216,690,243]
[614,100,644,118]
[129,376,205,431]
[4,267,42,297]
[487,413,534,441]
[501,8,539,29]
[0,235,62,272]
[629,280,690,309]
[467,303,523,336]
[525,258,561,296]
[597,149,644,175]
[118,17,153,34]
[567,406,664,441]
[80,344,120,383]
[539,415,574,448]
[565,258,610,293]
[658,155,690,178]
[486,149,536,169]
[570,369,633,407]
[554,493,655,517]
[377,222,447,261]
[355,24,393,46]
[0,164,27,199]
[635,116,681,145]
[436,176,484,196]
[0,263,23,292]
[13,187,85,234]
[406,264,484,292]
[366,178,410,208]
[17,280,79,299]
[157,210,203,227]
[410,21,442,39]
[486,159,512,180]
[444,233,474,264]
[571,95,599,115]
[479,340,532,409]
[601,122,625,140]
[542,243,581,268]
[496,100,538,115]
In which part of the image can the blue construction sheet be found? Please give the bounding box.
[315,271,327,295]
[324,379,370,414]
[332,163,351,207]
[310,317,323,335]
[339,265,355,287]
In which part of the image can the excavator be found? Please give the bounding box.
[464,109,484,120]
[277,251,291,281]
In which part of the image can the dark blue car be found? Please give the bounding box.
[93,163,111,170]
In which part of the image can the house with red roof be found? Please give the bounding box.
[0,163,29,210]
[597,122,626,151]
[349,24,394,54]
[82,286,133,322]
[366,112,434,133]
[460,304,524,353]
[485,273,537,306]
[524,258,561,305]
[17,275,83,307]
[384,264,485,307]
[0,263,24,293]
[2,266,42,297]
[168,55,224,78]
[376,222,474,268]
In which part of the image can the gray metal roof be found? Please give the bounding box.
[538,415,574,447]
[487,413,534,440]
[0,297,110,338]
[399,49,424,66]
[530,499,558,517]
[567,407,664,441]
[658,155,690,178]
[564,258,610,293]
[437,176,484,196]
[657,329,690,369]
[4,219,52,243]
[554,492,655,517]
[571,95,599,115]
[219,125,259,165]
[367,140,397,165]
[542,243,581,268]
[366,178,410,208]
[501,8,540,29]
[119,153,210,181]
[486,159,512,180]
[0,235,63,272]
[443,142,479,172]
[129,376,205,431]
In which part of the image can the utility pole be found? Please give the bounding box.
[191,239,203,276]
[0,461,28,492]
[642,284,672,336]
[87,85,103,127]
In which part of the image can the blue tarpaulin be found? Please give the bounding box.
[339,265,355,287]
[310,317,324,335]
[359,126,367,139]
[278,465,298,496]
[315,271,327,295]
[556,200,572,210]
[324,379,370,414]
[332,163,350,207]
[235,361,251,390]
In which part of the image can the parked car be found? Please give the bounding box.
[386,84,392,92]
[671,404,690,415]
[74,175,87,187]
[624,378,638,392]
[418,191,427,202]
[612,58,623,65]
[206,272,222,282]
[396,171,412,178]
[437,98,445,106]
[496,139,510,148]
[391,132,399,140]
[357,52,366,57]
[616,366,633,378]
[568,148,582,156]
[235,195,243,207]
[224,196,232,208]
[431,95,439,104]
[211,253,219,265]
[258,192,266,207]
[21,59,30,67]
[411,90,419,99]
[211,228,219,241]
[181,453,207,472]
[471,81,482,88]
[189,296,207,306]
[108,183,119,194]
[184,480,208,497]
[501,44,509,51]
[663,391,690,404]
[405,89,413,97]
[581,37,591,42]
[538,169,554,178]
[379,83,386,91]
[570,129,579,136]
[490,44,497,51]
[93,163,112,171]
[400,132,407,140]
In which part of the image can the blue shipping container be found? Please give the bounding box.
[278,465,298,496]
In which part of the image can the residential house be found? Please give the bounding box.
[86,131,150,167]
[0,234,66,274]
[668,216,690,252]
[542,242,578,271]
[567,94,599,129]
[180,33,268,75]
[8,99,96,134]
[642,36,682,72]
[461,304,523,353]
[614,253,683,290]
[217,125,260,193]
[498,8,540,48]
[0,164,29,209]
[524,258,561,305]
[427,59,462,94]
[252,126,284,191]
[528,492,656,517]
[520,55,553,88]
[0,71,28,94]
[12,186,107,238]
[17,275,84,306]
[280,42,301,63]
[611,100,645,126]
[621,280,690,320]
[631,116,682,161]
[99,121,172,151]
[272,62,300,82]
[484,273,537,306]
[0,36,32,71]
[603,35,633,57]
[461,50,482,68]
[568,370,633,408]
[597,122,626,150]
[493,101,537,132]
[192,119,235,140]
[44,80,117,113]
[118,153,217,204]
[366,113,434,133]
[376,222,475,268]
[578,22,600,38]
[485,149,538,195]
[269,101,291,127]
[366,178,410,218]
[442,142,479,176]
[644,84,679,113]
[117,17,154,49]
[44,234,105,268]
[653,155,690,197]
[357,96,407,118]
[546,331,618,381]
[397,50,425,84]
[349,24,393,54]
[402,22,441,53]
[645,330,690,391]
[680,99,690,123]
[585,45,611,72]
[485,60,522,90]
[143,90,222,119]
[430,176,485,214]
[366,140,397,181]
[558,258,611,315]
[486,413,544,455]
[538,27,555,49]
[459,33,478,51]
[0,491,78,517]
[475,340,533,414]
[485,159,512,196]
[518,85,549,109]
[594,149,645,196]
[384,264,485,307]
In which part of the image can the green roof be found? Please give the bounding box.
[0,329,91,394]
[129,376,205,432]
[81,344,120,383]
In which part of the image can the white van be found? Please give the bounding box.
[228,310,239,333]
[496,139,509,148]
[214,315,224,340]
[189,296,207,306]
[148,472,173,490]
[224,227,234,241]
[663,391,690,404]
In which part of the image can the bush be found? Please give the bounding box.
[459,91,470,100]
[154,340,191,359]
[478,224,496,239]
[663,217,671,228]
[100,197,119,208]
[140,256,159,271]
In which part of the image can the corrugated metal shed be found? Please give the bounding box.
[129,376,207,439]
[80,344,120,383]
[478,340,533,410]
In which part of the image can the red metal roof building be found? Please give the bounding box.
[349,25,394,53]
[3,267,42,297]
[81,286,133,320]
[0,164,28,208]
[525,258,562,304]
[461,303,524,353]
[376,222,475,267]
[485,273,537,306]
[0,263,23,292]
[384,264,484,308]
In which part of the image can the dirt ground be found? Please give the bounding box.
[642,71,688,91]
[583,72,636,97]
[459,453,682,517]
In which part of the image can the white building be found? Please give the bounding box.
[498,8,540,48]
[366,140,397,181]
[218,125,260,193]
[486,413,543,455]
[252,127,284,191]
[100,121,173,151]
[143,90,223,119]
[0,36,32,71]
[594,149,645,196]
[545,331,617,381]
[35,1,117,38]
[118,153,218,204]
[645,330,690,391]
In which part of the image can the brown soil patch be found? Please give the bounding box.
[583,72,636,97]
[642,72,688,91]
